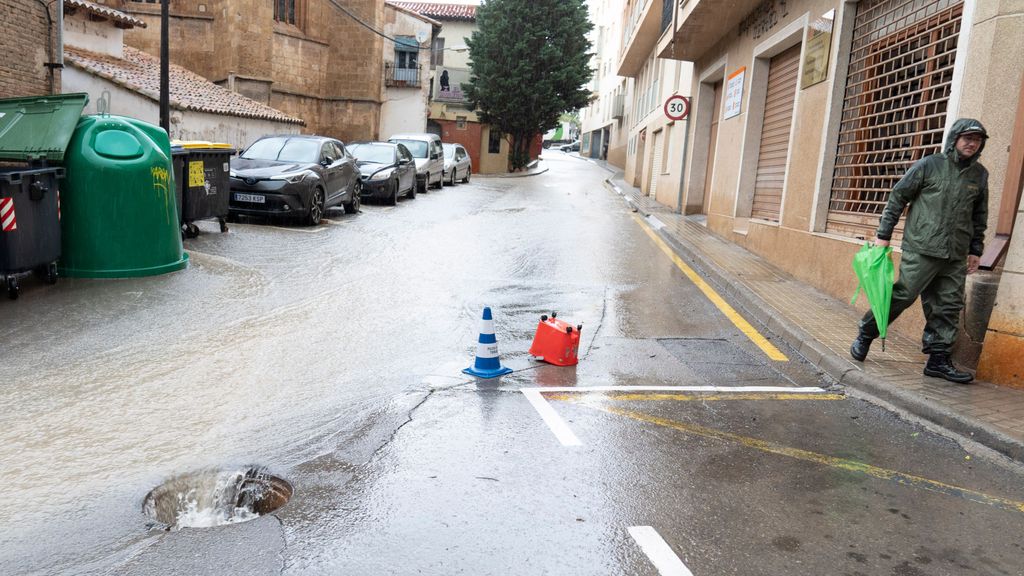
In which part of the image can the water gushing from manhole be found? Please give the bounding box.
[143,467,292,529]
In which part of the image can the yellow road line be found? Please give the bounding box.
[632,214,788,362]
[548,392,844,402]
[597,405,1024,515]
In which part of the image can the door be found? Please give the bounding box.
[634,130,646,188]
[752,43,801,222]
[649,129,664,198]
[398,145,415,192]
[336,142,356,199]
[321,142,343,201]
[703,81,723,215]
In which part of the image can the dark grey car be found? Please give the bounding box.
[228,135,362,225]
[349,141,417,205]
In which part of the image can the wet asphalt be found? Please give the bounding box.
[1,151,1023,575]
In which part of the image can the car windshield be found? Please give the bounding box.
[242,137,319,163]
[349,143,395,164]
[392,139,428,158]
[443,144,456,159]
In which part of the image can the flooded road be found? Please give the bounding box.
[2,152,1023,575]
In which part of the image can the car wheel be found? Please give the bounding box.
[407,179,417,199]
[306,187,325,226]
[462,168,470,184]
[449,169,457,186]
[388,178,399,206]
[343,181,361,214]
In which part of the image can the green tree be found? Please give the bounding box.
[465,0,593,171]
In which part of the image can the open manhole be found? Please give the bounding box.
[143,467,292,529]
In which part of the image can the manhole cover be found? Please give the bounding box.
[143,466,292,529]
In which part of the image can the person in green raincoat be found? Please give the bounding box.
[850,118,989,384]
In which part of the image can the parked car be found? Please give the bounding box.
[388,133,444,193]
[348,141,417,205]
[229,135,361,225]
[559,140,581,152]
[442,143,472,186]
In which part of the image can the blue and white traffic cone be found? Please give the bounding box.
[463,307,513,379]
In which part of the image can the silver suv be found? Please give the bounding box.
[388,133,444,193]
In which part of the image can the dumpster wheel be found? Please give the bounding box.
[34,263,57,285]
[6,276,19,300]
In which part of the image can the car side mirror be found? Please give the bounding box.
[321,158,332,166]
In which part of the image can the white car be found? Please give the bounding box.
[388,133,444,193]
[442,143,472,185]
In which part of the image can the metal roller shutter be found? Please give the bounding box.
[650,129,663,198]
[752,43,801,222]
[827,0,964,240]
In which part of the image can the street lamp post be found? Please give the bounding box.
[159,0,169,133]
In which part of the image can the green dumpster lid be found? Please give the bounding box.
[0,93,89,162]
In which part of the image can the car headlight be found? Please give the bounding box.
[270,170,311,184]
[229,169,238,178]
[369,168,394,181]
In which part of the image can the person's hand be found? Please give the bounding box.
[967,255,980,275]
[874,238,890,247]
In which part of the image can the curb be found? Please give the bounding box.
[476,166,550,179]
[605,177,1024,463]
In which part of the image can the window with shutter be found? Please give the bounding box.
[827,0,964,240]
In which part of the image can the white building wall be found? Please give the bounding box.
[64,12,123,58]
[380,6,433,139]
[63,68,300,149]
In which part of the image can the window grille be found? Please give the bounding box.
[827,0,963,240]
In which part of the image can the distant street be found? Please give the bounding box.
[2,151,1023,575]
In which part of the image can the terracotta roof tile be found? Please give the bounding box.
[64,46,305,125]
[388,2,476,22]
[64,0,147,29]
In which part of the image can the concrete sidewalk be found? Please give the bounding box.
[602,168,1024,463]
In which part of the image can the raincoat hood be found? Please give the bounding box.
[944,118,988,163]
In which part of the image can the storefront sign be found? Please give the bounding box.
[801,9,835,89]
[664,94,690,121]
[739,0,790,40]
[724,67,745,120]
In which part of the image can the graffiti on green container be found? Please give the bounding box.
[152,166,170,194]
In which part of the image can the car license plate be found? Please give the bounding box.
[234,193,265,204]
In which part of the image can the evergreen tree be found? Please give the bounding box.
[465,0,593,171]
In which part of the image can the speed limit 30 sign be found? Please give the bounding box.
[664,94,690,121]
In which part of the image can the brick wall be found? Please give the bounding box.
[0,0,59,98]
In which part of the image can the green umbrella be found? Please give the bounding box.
[851,243,895,349]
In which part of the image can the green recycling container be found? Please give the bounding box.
[60,115,188,278]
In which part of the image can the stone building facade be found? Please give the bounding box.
[119,0,387,143]
[0,0,62,98]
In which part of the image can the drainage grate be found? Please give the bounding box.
[657,338,781,383]
[143,466,292,529]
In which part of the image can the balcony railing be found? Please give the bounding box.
[385,63,421,88]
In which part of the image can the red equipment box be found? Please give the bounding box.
[529,313,581,366]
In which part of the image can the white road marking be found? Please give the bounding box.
[520,386,829,446]
[522,386,829,394]
[521,389,582,447]
[628,526,694,576]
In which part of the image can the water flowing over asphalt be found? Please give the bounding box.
[3,153,1024,575]
[0,153,633,571]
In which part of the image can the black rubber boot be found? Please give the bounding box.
[923,353,974,384]
[850,335,873,362]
